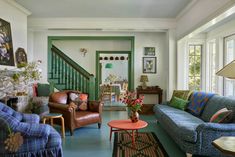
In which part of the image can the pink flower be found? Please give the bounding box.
[122,91,144,112]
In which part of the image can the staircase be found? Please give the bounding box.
[48,45,95,100]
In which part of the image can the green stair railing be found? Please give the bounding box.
[48,45,95,100]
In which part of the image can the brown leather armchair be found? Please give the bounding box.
[48,90,103,135]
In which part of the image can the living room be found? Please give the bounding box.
[1,0,235,157]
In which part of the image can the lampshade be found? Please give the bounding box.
[140,75,149,82]
[216,60,235,79]
[105,63,113,69]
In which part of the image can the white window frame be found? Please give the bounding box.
[188,44,203,90]
[207,39,217,93]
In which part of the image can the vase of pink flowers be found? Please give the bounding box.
[122,91,144,123]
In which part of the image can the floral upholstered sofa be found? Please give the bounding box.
[154,91,235,157]
[0,102,63,157]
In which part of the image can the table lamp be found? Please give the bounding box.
[216,60,235,79]
[140,75,148,89]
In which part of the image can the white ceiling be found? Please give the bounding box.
[15,0,193,18]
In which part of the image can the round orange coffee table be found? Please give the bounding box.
[108,119,148,147]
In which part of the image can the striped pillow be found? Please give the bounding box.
[210,108,233,123]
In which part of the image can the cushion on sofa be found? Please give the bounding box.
[170,90,192,103]
[37,83,54,97]
[210,108,233,123]
[69,93,88,111]
[187,92,215,116]
[155,104,204,143]
[200,95,235,122]
[170,96,189,110]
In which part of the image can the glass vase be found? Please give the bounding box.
[130,111,139,123]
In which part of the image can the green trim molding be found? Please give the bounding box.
[48,36,135,100]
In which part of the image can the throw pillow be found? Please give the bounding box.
[69,93,88,111]
[170,90,192,103]
[29,97,49,118]
[210,108,233,123]
[169,96,189,110]
[32,83,38,96]
[37,82,54,97]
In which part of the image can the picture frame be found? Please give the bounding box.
[15,47,27,68]
[143,57,156,73]
[0,18,14,66]
[144,47,155,56]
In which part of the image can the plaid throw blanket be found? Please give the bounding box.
[187,92,215,116]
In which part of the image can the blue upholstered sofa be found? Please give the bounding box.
[154,93,235,157]
[0,102,63,157]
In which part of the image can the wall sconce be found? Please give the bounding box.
[80,48,87,57]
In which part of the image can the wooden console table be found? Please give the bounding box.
[136,86,163,104]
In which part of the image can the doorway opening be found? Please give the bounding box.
[96,51,132,107]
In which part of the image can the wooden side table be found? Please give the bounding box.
[42,113,65,138]
[136,86,163,104]
[212,136,235,156]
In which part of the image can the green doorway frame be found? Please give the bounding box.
[47,36,134,100]
[96,51,133,100]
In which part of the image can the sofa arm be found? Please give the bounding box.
[195,123,235,156]
[48,102,72,112]
[14,123,51,138]
[196,123,235,132]
[22,113,40,123]
[88,101,103,113]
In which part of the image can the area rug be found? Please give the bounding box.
[103,106,127,111]
[113,132,168,157]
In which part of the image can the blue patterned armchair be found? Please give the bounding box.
[0,102,63,157]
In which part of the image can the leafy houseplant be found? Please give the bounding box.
[11,60,42,95]
[122,91,144,122]
[12,60,42,85]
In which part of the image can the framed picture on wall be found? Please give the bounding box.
[143,57,156,73]
[144,47,155,56]
[0,18,14,66]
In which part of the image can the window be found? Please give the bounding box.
[208,41,217,93]
[188,45,202,90]
[224,35,235,96]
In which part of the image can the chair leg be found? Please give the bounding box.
[98,123,101,129]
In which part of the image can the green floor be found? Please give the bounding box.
[62,110,186,157]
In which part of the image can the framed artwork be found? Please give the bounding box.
[143,57,156,73]
[0,18,14,66]
[144,47,155,56]
[15,47,27,68]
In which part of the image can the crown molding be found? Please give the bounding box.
[28,18,176,31]
[5,0,31,15]
[178,1,235,40]
[176,0,198,20]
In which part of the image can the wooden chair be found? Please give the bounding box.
[100,84,115,102]
[120,82,128,100]
[122,82,128,91]
[48,90,103,135]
